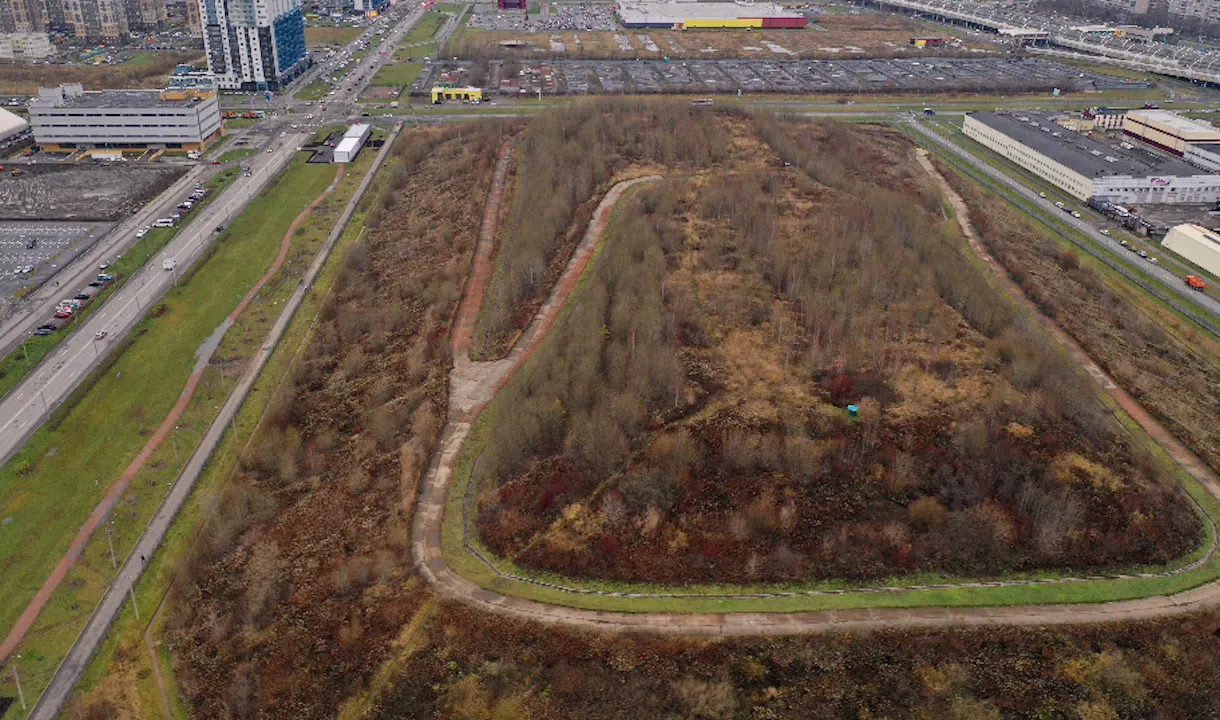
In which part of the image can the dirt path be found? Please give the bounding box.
[411,166,1220,635]
[0,166,344,665]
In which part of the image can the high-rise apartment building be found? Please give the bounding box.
[0,0,45,32]
[61,0,129,39]
[199,0,310,90]
[123,0,166,30]
[1168,0,1220,23]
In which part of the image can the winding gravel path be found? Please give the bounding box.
[411,165,1220,635]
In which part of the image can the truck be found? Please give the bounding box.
[163,258,177,271]
[1185,275,1208,291]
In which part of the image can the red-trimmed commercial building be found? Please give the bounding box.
[1122,109,1220,156]
[618,1,808,29]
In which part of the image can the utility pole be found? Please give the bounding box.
[12,655,26,710]
[21,337,29,370]
[171,426,180,469]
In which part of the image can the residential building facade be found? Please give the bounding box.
[0,30,54,57]
[199,0,310,90]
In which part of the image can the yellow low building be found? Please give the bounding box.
[431,86,484,104]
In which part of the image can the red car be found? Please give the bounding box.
[211,160,221,165]
[55,310,72,319]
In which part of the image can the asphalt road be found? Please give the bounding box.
[905,117,1220,324]
[0,167,206,359]
[0,138,300,467]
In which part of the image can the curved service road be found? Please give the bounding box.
[412,169,1220,636]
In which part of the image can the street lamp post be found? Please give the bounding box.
[106,521,117,570]
[12,654,25,710]
[171,426,180,470]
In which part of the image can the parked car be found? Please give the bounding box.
[25,238,37,248]
[1099,229,1110,236]
[34,327,54,336]
[88,281,103,287]
[1138,250,1149,258]
[99,261,110,269]
[97,273,114,282]
[54,309,72,319]
[73,293,90,300]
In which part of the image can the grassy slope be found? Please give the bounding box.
[0,157,338,713]
[296,79,332,102]
[0,168,239,402]
[60,149,392,720]
[219,148,258,163]
[371,62,423,88]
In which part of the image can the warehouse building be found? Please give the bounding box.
[1122,109,1220,156]
[1185,143,1220,173]
[963,112,1220,205]
[0,107,29,143]
[29,83,222,151]
[332,123,370,163]
[617,1,807,29]
[1162,224,1220,277]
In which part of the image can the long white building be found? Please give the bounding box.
[963,112,1220,205]
[199,0,310,90]
[29,83,222,151]
[1163,224,1220,277]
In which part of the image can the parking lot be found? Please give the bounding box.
[468,3,618,32]
[0,164,185,221]
[422,56,1146,97]
[0,221,111,301]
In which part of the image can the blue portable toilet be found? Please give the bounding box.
[847,404,859,417]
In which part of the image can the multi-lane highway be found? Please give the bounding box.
[0,138,300,465]
[0,1,426,469]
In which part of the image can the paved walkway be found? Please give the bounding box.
[412,164,1220,635]
[22,128,400,719]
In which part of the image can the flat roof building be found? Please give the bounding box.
[1123,109,1220,156]
[617,1,807,29]
[332,122,369,163]
[1162,224,1220,277]
[0,107,30,143]
[29,83,222,151]
[963,111,1220,205]
[0,32,54,59]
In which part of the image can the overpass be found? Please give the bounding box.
[859,0,1220,85]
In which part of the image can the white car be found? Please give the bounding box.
[1099,229,1110,236]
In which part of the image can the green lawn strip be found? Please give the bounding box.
[932,119,1220,296]
[435,2,467,11]
[439,176,1220,615]
[305,25,362,48]
[206,134,231,156]
[218,148,258,163]
[296,78,332,102]
[0,168,240,403]
[371,61,423,88]
[0,157,356,717]
[908,122,1220,340]
[405,11,445,44]
[64,152,394,720]
[395,41,438,62]
[223,117,258,130]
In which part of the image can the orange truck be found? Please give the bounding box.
[1185,275,1208,291]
